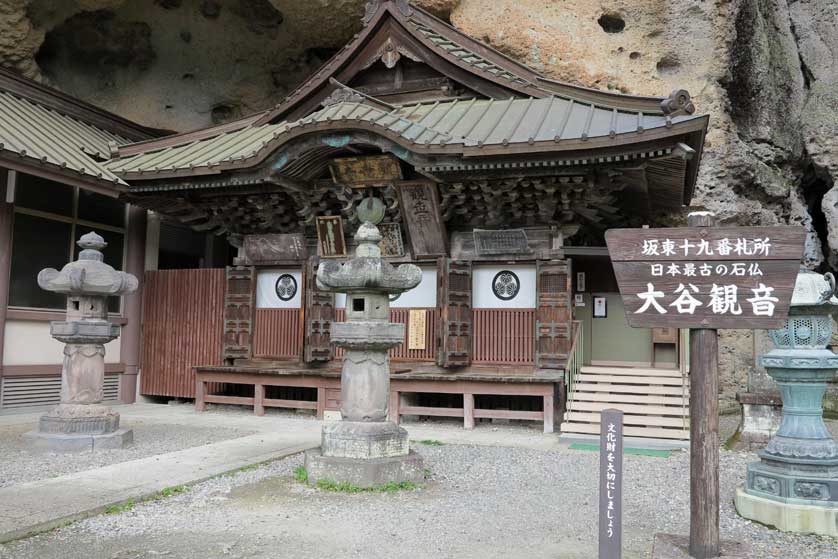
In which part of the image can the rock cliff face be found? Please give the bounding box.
[1,0,836,404]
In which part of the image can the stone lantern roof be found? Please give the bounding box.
[37,232,138,297]
[789,268,838,309]
[316,222,421,295]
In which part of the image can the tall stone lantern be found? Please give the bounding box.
[735,268,838,536]
[304,200,424,487]
[25,232,138,451]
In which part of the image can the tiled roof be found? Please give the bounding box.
[106,97,704,179]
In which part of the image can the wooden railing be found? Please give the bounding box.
[564,320,584,413]
[472,309,535,364]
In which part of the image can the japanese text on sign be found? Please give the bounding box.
[599,409,623,559]
[605,226,805,329]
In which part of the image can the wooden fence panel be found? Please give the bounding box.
[472,309,535,365]
[333,308,438,362]
[141,268,225,398]
[253,308,303,358]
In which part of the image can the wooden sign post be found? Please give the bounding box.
[606,213,805,559]
[599,408,624,559]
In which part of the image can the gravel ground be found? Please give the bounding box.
[2,436,836,559]
[0,422,254,488]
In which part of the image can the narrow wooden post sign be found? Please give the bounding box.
[606,214,805,559]
[599,408,623,559]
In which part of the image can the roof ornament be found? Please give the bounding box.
[363,0,413,25]
[321,78,396,112]
[321,87,365,107]
[660,89,695,116]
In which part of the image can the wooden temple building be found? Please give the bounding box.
[0,0,708,439]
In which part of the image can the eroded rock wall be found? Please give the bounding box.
[1,0,836,405]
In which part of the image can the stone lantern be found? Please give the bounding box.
[735,268,838,536]
[304,201,424,487]
[25,232,138,451]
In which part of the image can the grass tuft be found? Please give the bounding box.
[105,498,135,514]
[416,439,445,446]
[299,476,417,493]
[293,466,309,483]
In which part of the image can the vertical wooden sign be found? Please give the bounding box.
[599,408,623,559]
[408,309,427,350]
[397,182,447,259]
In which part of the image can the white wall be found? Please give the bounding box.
[3,320,122,365]
[256,268,303,308]
[473,265,537,309]
[335,266,437,308]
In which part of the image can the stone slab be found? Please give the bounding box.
[322,420,409,459]
[650,533,752,558]
[735,486,838,537]
[304,448,425,488]
[23,429,133,452]
[0,431,318,544]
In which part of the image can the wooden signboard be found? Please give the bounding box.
[397,182,447,259]
[242,233,307,264]
[408,309,427,350]
[379,222,405,257]
[599,408,623,559]
[329,155,402,187]
[605,226,806,329]
[316,216,347,258]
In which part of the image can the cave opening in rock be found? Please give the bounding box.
[36,9,156,77]
[801,162,835,273]
[597,13,625,34]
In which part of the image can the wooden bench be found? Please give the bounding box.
[194,366,563,432]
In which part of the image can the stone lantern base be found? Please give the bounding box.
[305,449,425,488]
[304,421,424,488]
[735,487,838,537]
[24,404,132,452]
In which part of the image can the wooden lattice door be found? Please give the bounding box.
[535,260,572,369]
[437,258,472,368]
[222,266,256,363]
[303,256,335,363]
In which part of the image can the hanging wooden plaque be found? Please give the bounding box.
[242,233,307,264]
[316,216,347,258]
[606,226,806,329]
[397,182,447,259]
[329,155,403,187]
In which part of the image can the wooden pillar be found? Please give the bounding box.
[389,389,400,425]
[463,392,475,429]
[254,383,265,416]
[195,375,206,411]
[316,386,326,420]
[120,206,146,404]
[0,173,12,380]
[543,388,554,434]
[687,212,720,559]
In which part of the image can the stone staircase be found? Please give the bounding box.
[560,365,690,441]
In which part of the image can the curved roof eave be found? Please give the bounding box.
[114,114,707,184]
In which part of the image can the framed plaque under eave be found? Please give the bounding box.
[316,215,347,258]
[396,181,448,259]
